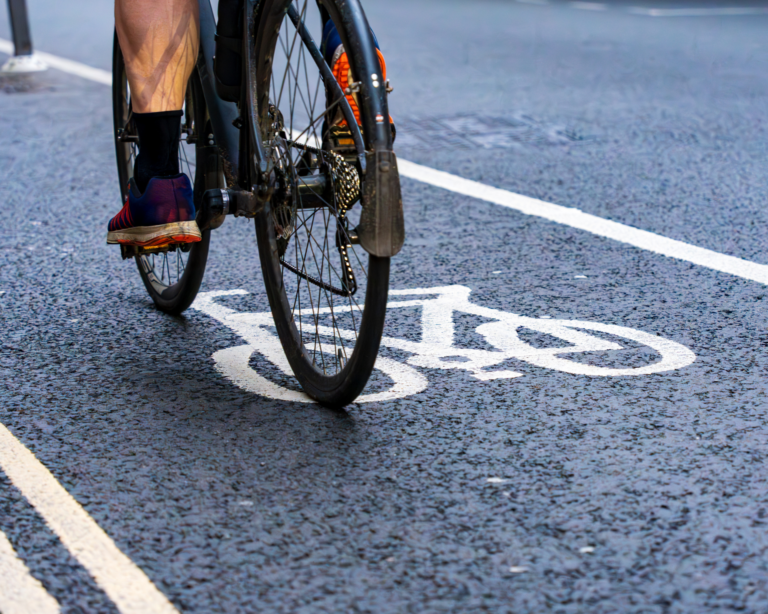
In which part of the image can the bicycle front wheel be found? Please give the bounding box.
[248,0,394,407]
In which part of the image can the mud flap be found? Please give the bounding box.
[357,151,405,257]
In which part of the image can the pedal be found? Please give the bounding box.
[327,125,396,163]
[120,243,186,260]
[328,126,357,154]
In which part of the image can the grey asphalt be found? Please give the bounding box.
[2,1,768,612]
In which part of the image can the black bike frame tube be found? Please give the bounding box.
[245,0,270,177]
[196,0,241,184]
[319,0,391,151]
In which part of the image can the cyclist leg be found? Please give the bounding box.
[107,0,202,248]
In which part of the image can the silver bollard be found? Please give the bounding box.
[1,0,47,74]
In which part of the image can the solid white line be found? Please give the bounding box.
[628,7,768,17]
[570,2,607,11]
[0,39,112,85]
[3,41,767,286]
[0,529,61,614]
[0,424,179,614]
[398,159,768,285]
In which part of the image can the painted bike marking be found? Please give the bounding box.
[191,285,696,403]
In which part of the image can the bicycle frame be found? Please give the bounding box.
[196,0,240,184]
[195,0,404,257]
[194,0,383,186]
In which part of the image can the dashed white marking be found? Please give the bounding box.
[0,423,179,614]
[0,39,112,85]
[0,291,5,296]
[579,546,596,553]
[574,275,587,279]
[509,566,529,573]
[516,0,549,4]
[492,270,502,274]
[628,7,768,17]
[0,529,60,614]
[570,2,607,10]
[398,160,768,286]
[487,477,511,484]
[0,45,763,288]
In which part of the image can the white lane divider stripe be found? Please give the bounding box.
[0,39,112,85]
[2,39,767,287]
[398,159,768,286]
[0,529,61,614]
[0,424,179,614]
[628,7,768,17]
[570,2,607,11]
[512,1,768,16]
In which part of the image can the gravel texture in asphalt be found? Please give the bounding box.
[2,1,768,612]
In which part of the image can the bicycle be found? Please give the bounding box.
[112,0,404,407]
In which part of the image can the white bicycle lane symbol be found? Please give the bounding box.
[191,285,696,404]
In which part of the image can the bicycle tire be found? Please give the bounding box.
[248,0,393,407]
[112,32,218,315]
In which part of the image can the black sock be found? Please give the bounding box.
[133,110,183,193]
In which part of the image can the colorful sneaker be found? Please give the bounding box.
[321,21,394,139]
[106,174,201,248]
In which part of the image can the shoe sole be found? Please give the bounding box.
[106,221,202,248]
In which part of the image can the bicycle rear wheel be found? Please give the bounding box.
[112,33,220,315]
[249,0,394,407]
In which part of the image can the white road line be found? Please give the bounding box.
[398,160,768,286]
[0,424,179,614]
[628,7,768,17]
[570,2,607,10]
[0,529,61,614]
[0,39,112,85]
[3,41,767,286]
[516,0,549,5]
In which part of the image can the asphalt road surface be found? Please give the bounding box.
[3,1,768,612]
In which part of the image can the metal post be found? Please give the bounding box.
[1,0,47,74]
[7,0,33,56]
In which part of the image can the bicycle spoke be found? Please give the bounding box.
[263,3,379,379]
